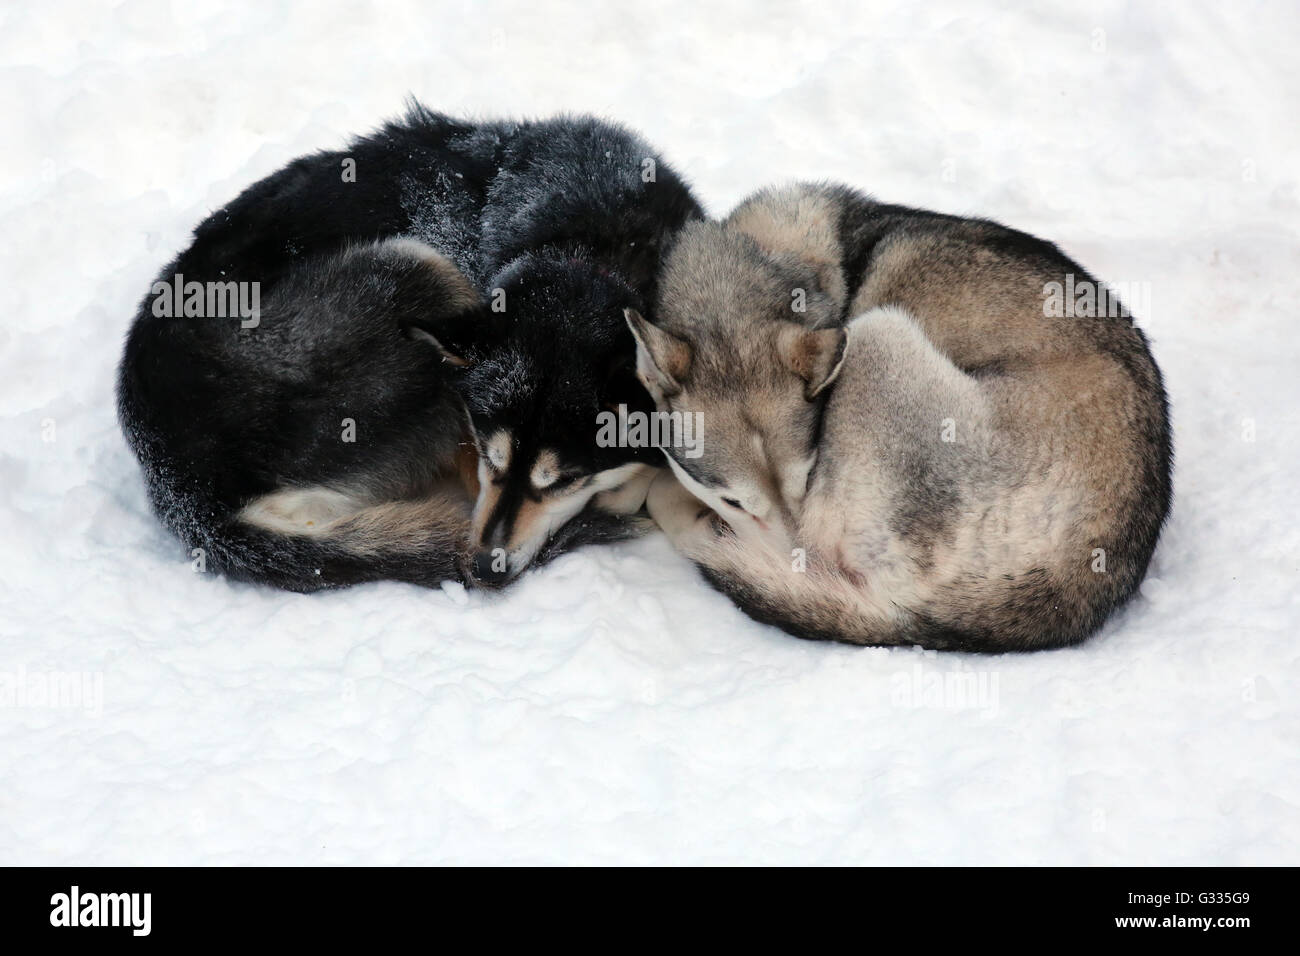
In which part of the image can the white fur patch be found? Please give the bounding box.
[486,431,512,472]
[530,450,561,489]
[779,453,818,509]
[239,486,367,536]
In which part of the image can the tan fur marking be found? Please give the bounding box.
[240,484,469,556]
[531,450,562,490]
[485,431,512,473]
[470,468,503,544]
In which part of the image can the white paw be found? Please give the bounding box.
[594,464,658,515]
[646,470,713,540]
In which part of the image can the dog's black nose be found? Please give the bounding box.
[470,550,511,586]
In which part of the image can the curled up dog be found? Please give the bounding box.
[630,183,1172,651]
[117,105,702,591]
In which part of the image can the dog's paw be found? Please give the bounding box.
[646,471,714,540]
[593,464,659,515]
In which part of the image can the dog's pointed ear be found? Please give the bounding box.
[624,308,691,396]
[406,324,472,367]
[386,240,488,368]
[778,325,847,400]
[405,302,497,370]
[604,351,656,417]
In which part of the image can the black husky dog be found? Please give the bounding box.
[117,104,702,590]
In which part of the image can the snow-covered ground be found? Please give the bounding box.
[1,0,1296,864]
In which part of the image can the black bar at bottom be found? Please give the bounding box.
[0,866,1285,943]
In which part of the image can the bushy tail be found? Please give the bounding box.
[687,532,1070,653]
[172,488,470,592]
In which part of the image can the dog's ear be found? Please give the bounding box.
[383,243,491,369]
[406,324,472,367]
[405,303,495,370]
[777,325,847,400]
[725,194,849,316]
[624,308,691,397]
[771,253,844,323]
[603,351,656,417]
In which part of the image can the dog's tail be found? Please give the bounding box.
[167,485,470,592]
[687,532,1085,653]
[689,533,916,647]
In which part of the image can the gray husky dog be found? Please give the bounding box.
[627,183,1171,651]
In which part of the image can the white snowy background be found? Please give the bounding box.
[1,0,1296,864]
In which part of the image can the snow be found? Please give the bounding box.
[1,0,1297,864]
